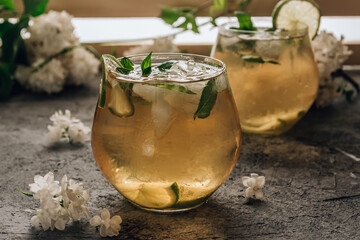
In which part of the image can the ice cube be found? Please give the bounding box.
[132,84,165,102]
[163,81,207,114]
[255,39,284,59]
[142,138,155,157]
[215,74,228,92]
[151,97,173,137]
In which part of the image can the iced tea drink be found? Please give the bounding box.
[92,53,241,212]
[212,23,319,134]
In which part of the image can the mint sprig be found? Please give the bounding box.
[141,52,152,77]
[194,79,218,119]
[231,11,257,31]
[159,7,199,33]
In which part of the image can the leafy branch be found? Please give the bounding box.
[159,0,252,33]
[0,0,49,101]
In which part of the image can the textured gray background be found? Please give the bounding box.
[0,73,359,240]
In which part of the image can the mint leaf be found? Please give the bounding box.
[23,0,49,17]
[120,57,134,71]
[241,55,279,65]
[231,11,256,31]
[148,83,195,94]
[116,67,130,75]
[194,79,218,119]
[157,61,176,72]
[277,118,287,126]
[159,7,199,33]
[297,110,306,117]
[0,0,15,12]
[141,52,152,77]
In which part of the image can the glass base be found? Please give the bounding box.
[129,200,206,213]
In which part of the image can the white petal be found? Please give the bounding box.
[255,190,264,200]
[90,215,101,226]
[250,173,259,178]
[111,215,122,225]
[246,178,257,188]
[101,208,110,220]
[244,187,254,198]
[30,216,40,227]
[99,224,108,237]
[256,176,265,188]
[241,177,250,187]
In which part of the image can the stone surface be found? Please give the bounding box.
[0,73,359,240]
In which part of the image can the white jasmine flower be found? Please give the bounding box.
[90,209,122,237]
[67,121,91,144]
[19,58,67,94]
[62,47,100,86]
[46,110,90,144]
[25,10,78,59]
[29,172,61,200]
[45,125,63,144]
[26,172,90,231]
[242,173,265,200]
[124,36,179,56]
[31,197,70,231]
[61,176,90,221]
[312,31,353,107]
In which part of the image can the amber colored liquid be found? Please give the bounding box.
[92,82,241,210]
[213,37,319,134]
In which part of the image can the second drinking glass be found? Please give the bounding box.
[212,22,319,134]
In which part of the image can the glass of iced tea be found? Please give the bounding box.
[212,22,319,134]
[91,53,241,212]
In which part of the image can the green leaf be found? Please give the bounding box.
[0,62,13,101]
[116,67,131,75]
[0,0,15,12]
[171,182,180,204]
[277,118,287,126]
[17,188,33,197]
[120,57,134,71]
[297,110,306,117]
[194,79,218,119]
[141,52,152,77]
[147,83,195,94]
[23,0,49,17]
[232,11,256,31]
[241,54,279,65]
[157,61,176,72]
[210,0,227,15]
[159,7,199,33]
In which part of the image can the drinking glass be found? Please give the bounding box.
[92,53,242,212]
[212,22,319,134]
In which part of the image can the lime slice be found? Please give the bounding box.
[272,0,321,39]
[119,182,180,209]
[98,54,123,108]
[108,84,134,117]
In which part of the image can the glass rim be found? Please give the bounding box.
[218,21,309,39]
[111,53,226,84]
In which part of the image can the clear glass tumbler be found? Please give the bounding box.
[212,22,319,135]
[92,53,242,212]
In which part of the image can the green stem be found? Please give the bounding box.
[31,44,100,73]
[17,188,33,197]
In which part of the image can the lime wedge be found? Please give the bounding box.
[119,182,180,209]
[272,0,321,39]
[98,54,123,108]
[108,84,134,117]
